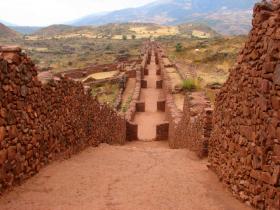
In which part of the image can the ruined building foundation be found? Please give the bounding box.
[0,2,279,210]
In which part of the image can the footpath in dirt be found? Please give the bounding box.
[133,50,166,140]
[0,141,252,210]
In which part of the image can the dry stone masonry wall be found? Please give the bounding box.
[1,2,280,208]
[209,2,280,209]
[0,47,126,193]
[155,44,213,156]
[124,47,148,141]
[172,95,213,157]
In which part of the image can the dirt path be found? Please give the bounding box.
[133,50,166,140]
[0,141,252,210]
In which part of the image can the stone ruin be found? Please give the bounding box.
[0,46,126,192]
[0,2,279,209]
[209,2,280,209]
[154,44,213,157]
[149,2,280,209]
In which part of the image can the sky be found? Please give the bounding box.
[0,0,155,26]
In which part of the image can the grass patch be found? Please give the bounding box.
[121,96,132,113]
[175,43,184,52]
[181,79,201,91]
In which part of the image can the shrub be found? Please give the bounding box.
[122,35,127,40]
[131,34,136,40]
[175,43,183,52]
[181,79,200,91]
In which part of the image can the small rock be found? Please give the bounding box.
[0,149,7,165]
[0,126,5,142]
[7,146,17,161]
[273,64,280,85]
[20,85,27,97]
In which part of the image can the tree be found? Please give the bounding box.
[131,34,136,40]
[122,35,127,40]
[175,43,183,52]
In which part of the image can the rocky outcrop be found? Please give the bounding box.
[0,46,126,193]
[209,2,280,209]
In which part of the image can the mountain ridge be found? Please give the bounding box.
[0,23,21,39]
[71,0,257,35]
[10,26,42,35]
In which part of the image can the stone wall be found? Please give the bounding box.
[125,51,147,141]
[155,45,213,155]
[125,69,142,122]
[156,46,182,148]
[56,63,119,79]
[0,47,126,193]
[172,95,213,157]
[209,3,280,209]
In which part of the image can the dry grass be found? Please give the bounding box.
[129,26,179,38]
[160,35,246,104]
[82,71,119,82]
[166,67,183,91]
[5,38,142,72]
[192,30,211,39]
[92,83,120,107]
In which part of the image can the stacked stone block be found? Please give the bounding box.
[155,44,213,154]
[0,47,126,193]
[209,3,280,209]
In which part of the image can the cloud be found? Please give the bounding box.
[0,0,155,26]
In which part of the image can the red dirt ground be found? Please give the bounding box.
[0,141,252,210]
[133,52,166,140]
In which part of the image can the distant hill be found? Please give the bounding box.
[32,23,161,37]
[71,0,257,35]
[27,22,219,40]
[0,23,21,39]
[178,23,219,37]
[11,26,42,35]
[33,24,77,36]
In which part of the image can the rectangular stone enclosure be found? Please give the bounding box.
[156,80,163,89]
[156,68,161,76]
[141,80,148,88]
[136,102,145,112]
[157,100,166,112]
[126,121,138,141]
[144,68,149,76]
[156,122,169,141]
